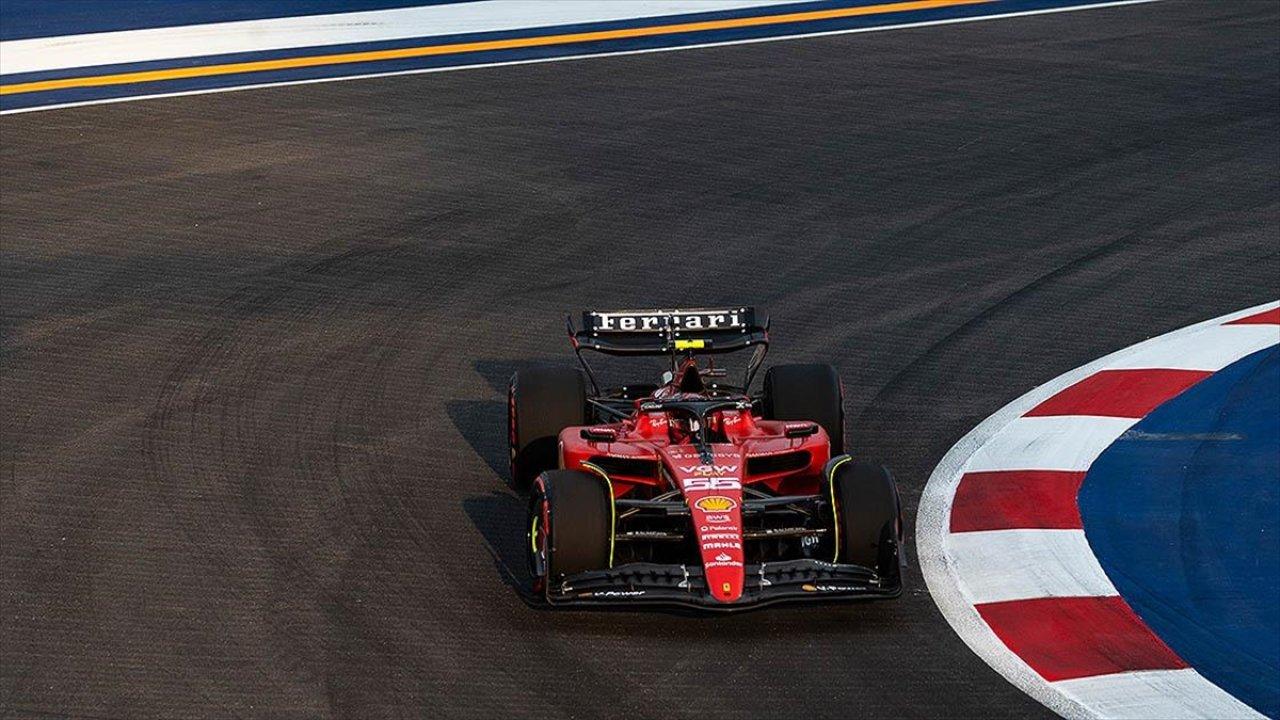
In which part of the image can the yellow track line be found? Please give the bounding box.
[1,0,990,96]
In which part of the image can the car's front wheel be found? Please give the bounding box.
[528,469,613,596]
[827,458,902,585]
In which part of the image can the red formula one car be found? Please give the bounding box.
[508,307,903,609]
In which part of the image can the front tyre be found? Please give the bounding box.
[828,459,902,585]
[528,469,613,596]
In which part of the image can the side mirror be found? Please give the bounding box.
[783,421,819,439]
[581,426,618,442]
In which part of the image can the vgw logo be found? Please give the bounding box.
[680,464,738,475]
[679,465,740,491]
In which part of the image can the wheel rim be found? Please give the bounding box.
[528,484,550,592]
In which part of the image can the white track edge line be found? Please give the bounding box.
[0,0,1165,116]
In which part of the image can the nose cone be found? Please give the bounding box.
[659,446,748,604]
[706,557,744,603]
[688,492,745,603]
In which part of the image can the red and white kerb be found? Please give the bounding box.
[918,302,1278,720]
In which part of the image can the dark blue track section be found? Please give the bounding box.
[0,1,468,40]
[1081,346,1280,719]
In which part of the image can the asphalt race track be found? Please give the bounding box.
[2,1,1277,718]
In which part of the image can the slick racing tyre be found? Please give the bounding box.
[828,459,902,584]
[508,367,588,488]
[762,363,845,454]
[528,470,613,595]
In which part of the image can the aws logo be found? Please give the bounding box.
[694,495,737,512]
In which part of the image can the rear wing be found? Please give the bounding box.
[567,307,770,393]
[568,307,768,355]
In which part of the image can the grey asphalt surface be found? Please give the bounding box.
[2,1,1278,718]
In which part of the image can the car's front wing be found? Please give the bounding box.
[546,558,900,610]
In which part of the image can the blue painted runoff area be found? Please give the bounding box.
[1081,345,1280,719]
[0,1,467,40]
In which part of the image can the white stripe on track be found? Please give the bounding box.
[947,530,1117,604]
[964,416,1137,473]
[1054,669,1266,720]
[1100,323,1280,372]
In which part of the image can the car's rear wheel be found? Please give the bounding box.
[508,367,588,488]
[528,469,613,595]
[761,363,845,454]
[828,459,902,584]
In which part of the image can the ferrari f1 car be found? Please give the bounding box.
[508,307,903,609]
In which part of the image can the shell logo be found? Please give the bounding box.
[694,495,737,512]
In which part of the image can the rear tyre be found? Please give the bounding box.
[508,368,588,488]
[762,363,845,454]
[829,459,902,584]
[528,470,613,594]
